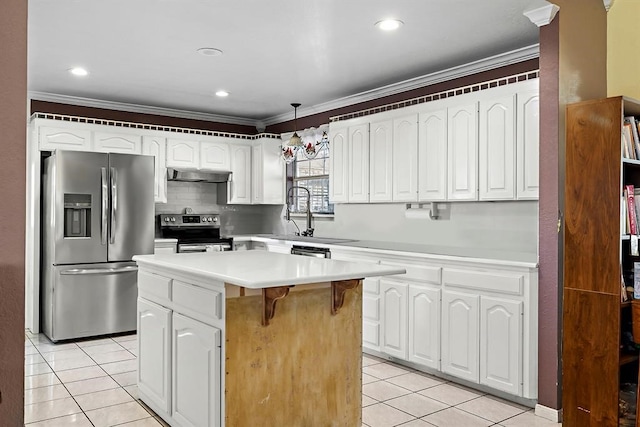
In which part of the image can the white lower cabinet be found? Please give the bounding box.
[408,285,440,370]
[172,313,221,427]
[362,277,381,351]
[137,298,171,417]
[480,296,522,395]
[441,289,479,382]
[380,280,408,359]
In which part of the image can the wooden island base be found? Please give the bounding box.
[225,281,363,426]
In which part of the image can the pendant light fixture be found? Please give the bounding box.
[281,103,302,164]
[280,103,330,163]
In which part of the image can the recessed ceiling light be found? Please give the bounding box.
[375,19,404,31]
[215,90,229,97]
[68,67,89,76]
[197,48,223,57]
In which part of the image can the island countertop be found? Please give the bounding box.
[133,251,405,288]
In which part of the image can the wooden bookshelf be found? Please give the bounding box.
[564,96,640,426]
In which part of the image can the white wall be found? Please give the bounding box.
[288,201,538,254]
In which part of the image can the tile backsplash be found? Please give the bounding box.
[155,181,285,237]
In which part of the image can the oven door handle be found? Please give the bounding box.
[179,245,208,253]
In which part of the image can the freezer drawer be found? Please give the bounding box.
[42,262,138,342]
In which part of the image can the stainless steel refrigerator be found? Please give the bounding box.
[41,150,154,342]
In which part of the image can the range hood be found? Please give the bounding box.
[166,168,232,183]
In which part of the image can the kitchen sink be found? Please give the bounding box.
[257,234,357,244]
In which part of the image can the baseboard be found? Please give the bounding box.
[535,404,562,422]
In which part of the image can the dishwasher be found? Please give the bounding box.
[290,245,331,258]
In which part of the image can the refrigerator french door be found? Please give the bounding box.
[41,150,154,342]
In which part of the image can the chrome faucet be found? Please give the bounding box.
[286,186,314,237]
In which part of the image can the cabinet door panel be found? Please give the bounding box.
[94,132,142,154]
[516,90,540,200]
[479,95,515,200]
[348,124,370,203]
[172,313,221,427]
[200,141,230,171]
[381,280,408,359]
[39,126,91,151]
[418,109,447,201]
[392,114,418,202]
[369,120,393,202]
[441,290,479,382]
[166,140,199,169]
[142,136,167,203]
[408,286,440,370]
[447,104,478,200]
[480,297,522,395]
[363,321,381,350]
[229,144,252,204]
[137,298,171,416]
[329,127,348,203]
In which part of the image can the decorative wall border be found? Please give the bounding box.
[30,112,281,140]
[329,70,540,123]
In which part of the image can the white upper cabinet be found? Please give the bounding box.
[369,119,393,203]
[200,139,230,171]
[516,90,540,200]
[348,123,370,203]
[447,103,478,201]
[252,137,285,204]
[418,108,448,201]
[329,125,349,203]
[94,131,142,154]
[228,144,252,204]
[142,135,168,203]
[392,114,419,202]
[166,139,199,169]
[38,123,92,151]
[478,95,516,200]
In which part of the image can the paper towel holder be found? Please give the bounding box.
[405,203,439,220]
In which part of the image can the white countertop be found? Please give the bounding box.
[133,251,405,288]
[235,235,538,267]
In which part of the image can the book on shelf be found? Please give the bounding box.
[623,123,636,160]
[625,116,640,159]
[625,184,638,235]
[622,270,629,302]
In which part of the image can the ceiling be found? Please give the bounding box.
[27,0,548,126]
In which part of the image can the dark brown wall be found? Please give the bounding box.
[266,59,539,133]
[30,101,258,135]
[538,15,561,411]
[0,0,26,424]
[538,0,608,411]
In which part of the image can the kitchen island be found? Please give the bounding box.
[132,251,405,427]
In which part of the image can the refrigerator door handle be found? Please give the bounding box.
[60,266,138,275]
[110,167,117,244]
[101,167,108,245]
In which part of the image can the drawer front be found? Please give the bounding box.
[382,262,441,285]
[442,268,524,295]
[363,295,380,321]
[138,271,171,304]
[172,280,222,322]
[363,278,380,294]
[363,321,380,349]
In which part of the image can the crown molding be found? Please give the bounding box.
[262,44,540,126]
[523,3,560,27]
[27,91,258,127]
[29,44,539,129]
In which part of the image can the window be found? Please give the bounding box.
[288,143,334,214]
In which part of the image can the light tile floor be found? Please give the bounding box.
[24,331,561,426]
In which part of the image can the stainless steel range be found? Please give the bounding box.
[158,213,233,253]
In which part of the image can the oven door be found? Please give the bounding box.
[178,243,232,253]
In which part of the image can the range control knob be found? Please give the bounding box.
[170,217,176,222]
[212,217,218,222]
[164,217,169,222]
